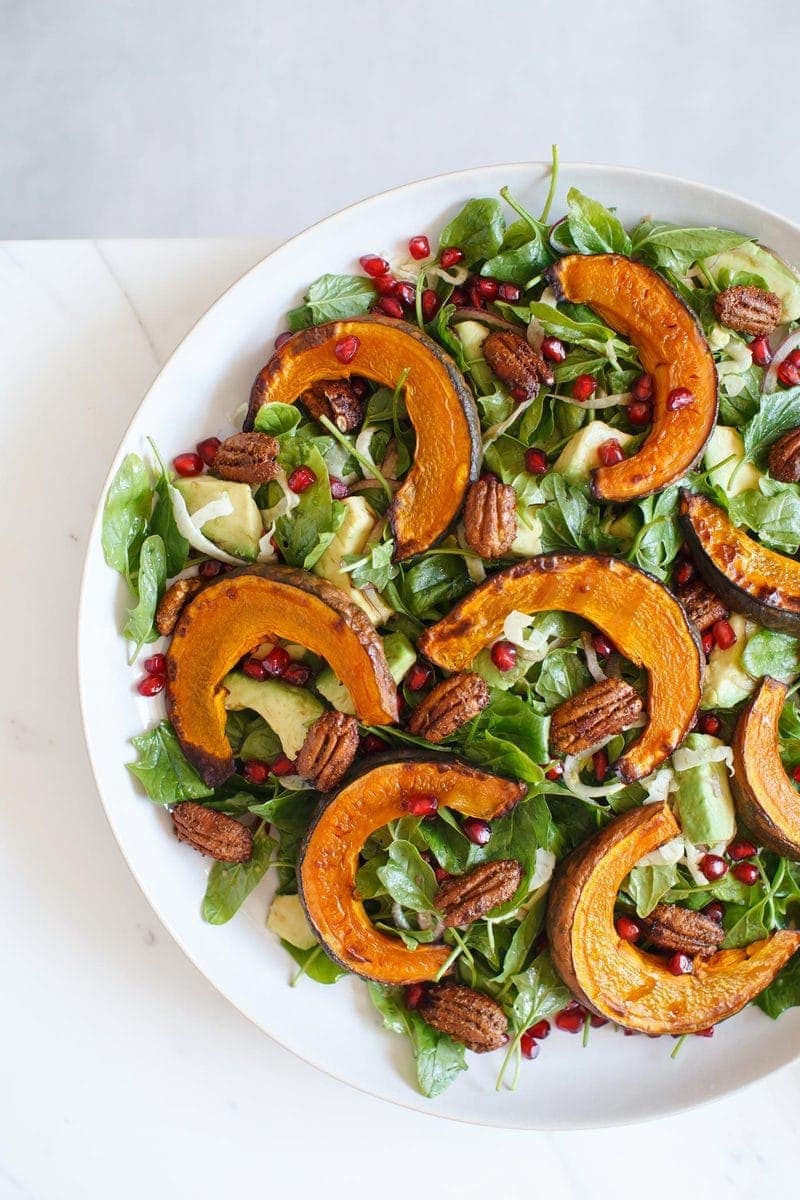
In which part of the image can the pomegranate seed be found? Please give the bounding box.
[468,280,485,311]
[196,436,221,466]
[702,900,725,923]
[288,466,317,493]
[525,447,548,475]
[271,754,296,777]
[593,748,609,781]
[408,235,430,260]
[242,657,267,681]
[616,916,641,942]
[463,817,491,846]
[421,289,441,321]
[598,438,625,467]
[572,374,597,402]
[406,662,432,691]
[667,387,694,411]
[329,476,349,499]
[728,839,757,861]
[476,277,499,300]
[627,399,652,426]
[675,560,694,586]
[732,862,759,885]
[511,384,531,403]
[377,295,404,319]
[667,952,693,976]
[698,713,721,735]
[541,336,567,363]
[545,763,563,782]
[702,631,715,656]
[403,791,439,817]
[262,646,291,676]
[137,674,164,697]
[433,865,451,885]
[440,246,464,268]
[173,452,204,477]
[498,282,522,302]
[591,632,614,658]
[490,640,517,672]
[529,1020,550,1040]
[695,1027,715,1038]
[793,765,800,783]
[787,349,800,368]
[394,281,416,308]
[334,335,360,364]
[555,1009,584,1033]
[777,359,800,387]
[750,335,772,366]
[274,330,293,350]
[631,373,654,401]
[590,1015,609,1028]
[198,559,224,580]
[144,653,166,675]
[450,286,467,308]
[360,733,386,755]
[713,619,737,650]
[373,273,397,296]
[520,1031,540,1060]
[405,982,425,1009]
[699,854,728,881]
[243,760,270,785]
[480,470,498,483]
[623,1028,640,1037]
[359,254,389,278]
[283,662,312,687]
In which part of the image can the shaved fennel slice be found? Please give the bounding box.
[168,485,246,565]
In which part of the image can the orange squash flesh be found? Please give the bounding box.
[548,255,717,501]
[547,803,800,1034]
[298,757,525,983]
[733,677,800,858]
[418,554,703,782]
[245,315,481,560]
[165,566,398,787]
[680,491,800,635]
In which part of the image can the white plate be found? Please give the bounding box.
[78,162,800,1129]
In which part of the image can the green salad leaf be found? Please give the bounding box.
[367,983,467,1097]
[631,220,750,273]
[287,274,376,330]
[743,386,800,462]
[254,402,302,438]
[439,198,505,266]
[742,629,800,682]
[729,479,800,554]
[127,721,213,804]
[122,534,166,660]
[565,188,631,256]
[203,825,276,925]
[102,453,152,582]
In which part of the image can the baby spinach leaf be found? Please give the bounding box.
[565,188,631,256]
[625,863,679,917]
[535,648,590,710]
[283,942,346,984]
[343,538,398,592]
[742,628,800,682]
[127,720,213,804]
[254,402,302,438]
[275,440,344,568]
[102,453,152,581]
[494,896,547,983]
[460,690,550,782]
[398,553,472,621]
[286,274,376,330]
[630,486,682,581]
[150,476,189,579]
[239,719,283,763]
[376,840,438,913]
[202,826,276,925]
[631,220,749,273]
[743,386,800,462]
[755,953,800,1018]
[530,473,618,554]
[123,534,166,660]
[729,479,800,554]
[509,951,570,1034]
[481,225,550,285]
[439,198,505,265]
[367,983,467,1097]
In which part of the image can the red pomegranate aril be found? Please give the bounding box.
[242,657,267,681]
[421,289,441,321]
[615,916,641,943]
[699,853,728,881]
[395,281,416,308]
[713,619,737,650]
[572,374,597,402]
[591,632,614,658]
[476,277,499,300]
[675,560,695,586]
[377,295,404,319]
[702,900,725,923]
[198,559,224,580]
[359,253,390,278]
[490,640,517,672]
[468,281,485,311]
[270,754,296,777]
[361,733,386,755]
[405,982,425,1009]
[732,862,759,885]
[403,791,439,817]
[590,1015,609,1028]
[627,399,652,426]
[450,286,468,308]
[728,839,757,862]
[373,273,397,296]
[511,385,531,403]
[463,817,491,846]
[698,713,721,735]
[196,436,222,466]
[528,1019,550,1040]
[623,1028,640,1036]
[631,373,654,402]
[695,1027,714,1038]
[243,760,270,785]
[787,349,800,368]
[433,865,452,885]
[137,674,164,697]
[283,662,313,687]
[408,235,430,261]
[667,952,693,976]
[334,335,360,364]
[750,335,772,367]
[329,476,349,500]
[702,631,715,656]
[593,748,609,782]
[274,330,293,350]
[144,653,166,675]
[406,662,432,692]
[541,335,567,364]
[262,645,292,677]
[288,466,317,494]
[173,452,204,477]
[555,1009,584,1033]
[480,470,498,483]
[793,765,800,784]
[520,1031,540,1060]
[498,282,522,302]
[525,447,548,475]
[440,246,464,269]
[545,762,563,782]
[598,438,625,467]
[777,359,800,387]
[667,387,694,411]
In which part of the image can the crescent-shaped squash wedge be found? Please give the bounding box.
[733,677,800,858]
[297,755,525,983]
[547,254,717,502]
[245,315,481,560]
[418,554,703,782]
[680,490,800,634]
[547,803,800,1034]
[165,565,398,787]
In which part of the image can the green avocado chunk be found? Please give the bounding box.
[223,672,323,759]
[673,733,736,846]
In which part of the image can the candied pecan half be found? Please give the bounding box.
[435,859,522,928]
[211,432,279,484]
[295,710,359,792]
[676,578,728,632]
[768,426,800,483]
[172,802,253,863]
[483,330,554,400]
[418,983,508,1053]
[155,577,203,636]
[407,672,489,743]
[463,476,517,558]
[550,678,643,756]
[639,903,724,957]
[301,379,364,433]
[714,285,782,336]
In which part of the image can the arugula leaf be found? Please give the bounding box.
[755,953,800,1018]
[253,402,302,438]
[122,534,166,660]
[202,826,276,924]
[101,453,152,581]
[376,840,438,912]
[631,220,749,273]
[743,387,800,462]
[439,198,505,266]
[343,538,398,592]
[742,629,800,682]
[127,721,213,804]
[729,479,800,554]
[367,983,467,1097]
[274,439,344,568]
[282,942,346,984]
[286,274,376,330]
[565,188,631,256]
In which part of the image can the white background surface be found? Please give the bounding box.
[3,1,800,1196]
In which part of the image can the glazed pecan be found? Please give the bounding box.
[211,432,279,484]
[677,578,728,632]
[483,330,554,400]
[407,672,489,743]
[714,285,782,336]
[301,379,364,433]
[295,710,359,791]
[435,859,522,928]
[155,576,203,636]
[768,426,800,483]
[463,476,517,558]
[172,802,253,863]
[418,984,508,1053]
[550,678,643,756]
[639,903,724,957]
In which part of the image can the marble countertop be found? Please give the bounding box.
[3,237,800,1200]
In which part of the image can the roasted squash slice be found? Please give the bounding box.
[547,254,717,502]
[245,316,481,560]
[297,755,525,983]
[165,565,398,787]
[418,554,703,782]
[733,677,800,858]
[547,802,800,1034]
[680,491,800,635]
